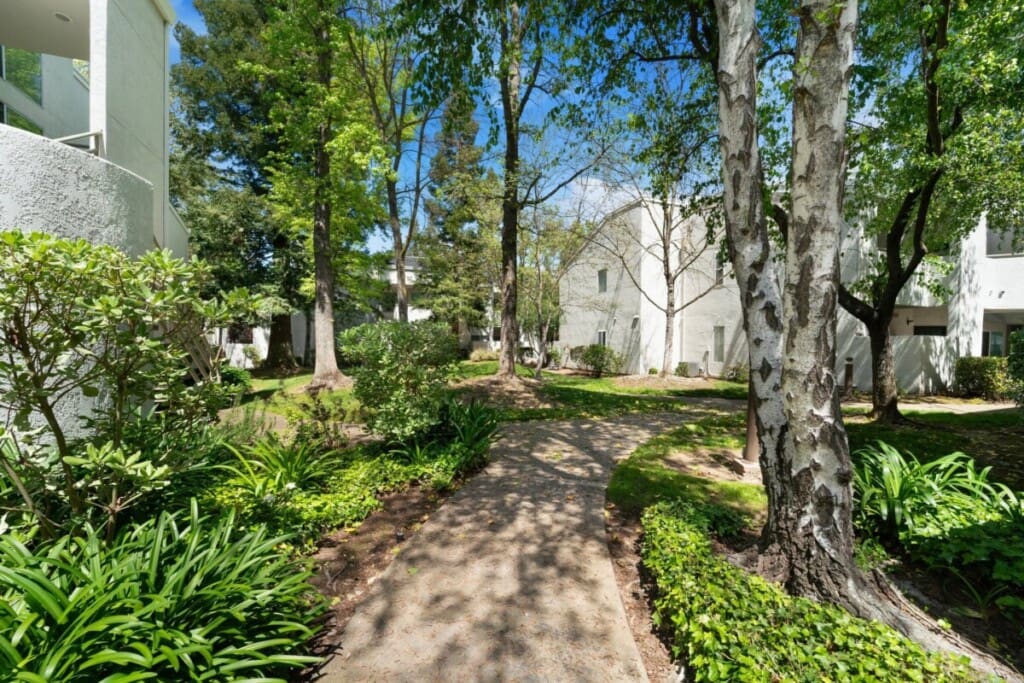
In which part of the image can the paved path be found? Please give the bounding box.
[320,413,682,683]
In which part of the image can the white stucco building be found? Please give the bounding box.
[559,199,747,376]
[837,216,1024,394]
[560,198,1023,392]
[0,0,187,257]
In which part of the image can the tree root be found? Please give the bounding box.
[755,543,1020,681]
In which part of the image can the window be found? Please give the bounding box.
[1,46,43,105]
[713,326,725,363]
[492,327,501,342]
[984,331,1005,356]
[72,59,89,84]
[913,325,947,337]
[597,269,607,293]
[0,103,42,134]
[715,255,725,285]
[597,330,607,347]
[228,323,254,344]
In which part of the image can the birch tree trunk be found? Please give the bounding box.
[713,0,786,533]
[761,0,862,603]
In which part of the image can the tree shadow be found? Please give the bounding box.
[312,413,685,681]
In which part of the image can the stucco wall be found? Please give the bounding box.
[164,203,189,257]
[91,0,171,250]
[0,124,152,255]
[559,205,644,372]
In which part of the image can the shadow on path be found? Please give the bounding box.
[318,412,690,682]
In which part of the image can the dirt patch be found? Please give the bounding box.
[605,505,677,683]
[663,446,763,485]
[613,375,728,392]
[452,375,554,410]
[307,485,449,658]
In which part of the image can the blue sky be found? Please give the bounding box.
[169,0,206,63]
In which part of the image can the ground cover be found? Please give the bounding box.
[601,400,1024,679]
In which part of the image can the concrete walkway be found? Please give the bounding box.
[320,413,681,683]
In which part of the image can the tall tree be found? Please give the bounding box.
[341,0,437,322]
[171,0,306,371]
[403,2,603,379]
[838,0,1024,422]
[260,0,380,389]
[419,93,502,336]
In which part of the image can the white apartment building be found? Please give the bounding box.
[0,0,187,257]
[559,199,747,377]
[560,199,1023,392]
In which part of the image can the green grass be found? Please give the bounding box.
[249,370,314,395]
[453,361,749,421]
[454,360,542,380]
[607,410,766,520]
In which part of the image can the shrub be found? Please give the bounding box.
[724,363,750,383]
[0,504,322,681]
[674,362,690,377]
[221,434,340,499]
[339,321,459,441]
[0,231,246,538]
[1009,329,1024,405]
[574,344,623,377]
[469,348,499,362]
[648,367,659,375]
[852,441,1024,622]
[953,356,1010,399]
[641,501,973,682]
[546,346,562,368]
[852,442,995,543]
[219,365,253,393]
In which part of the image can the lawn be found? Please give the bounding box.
[452,361,749,421]
[607,410,766,521]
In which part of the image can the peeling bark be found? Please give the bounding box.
[713,0,786,536]
[763,0,860,603]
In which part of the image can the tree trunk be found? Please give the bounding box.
[762,0,864,607]
[661,263,676,377]
[868,321,901,422]
[534,321,549,380]
[263,312,297,371]
[387,179,409,323]
[496,4,522,380]
[309,17,342,391]
[743,385,758,462]
[714,0,786,533]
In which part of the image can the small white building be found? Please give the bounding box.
[560,197,1023,392]
[0,0,187,257]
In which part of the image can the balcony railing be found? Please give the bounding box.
[53,130,103,157]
